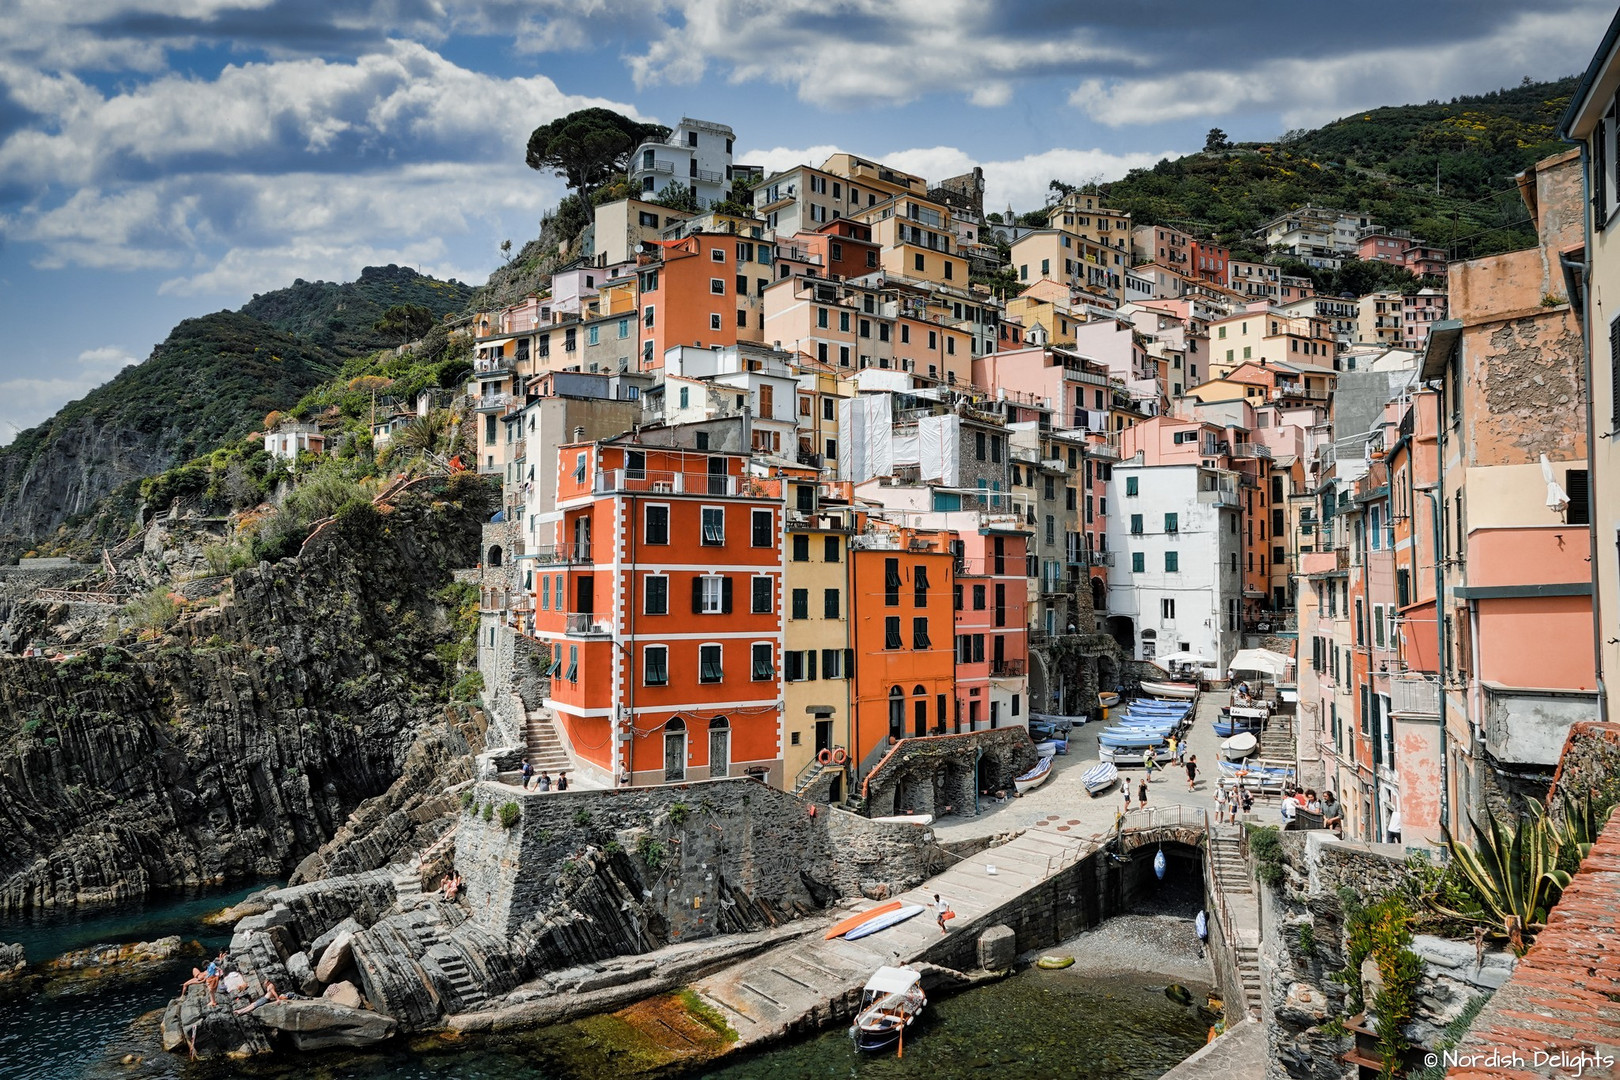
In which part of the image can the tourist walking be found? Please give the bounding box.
[520,759,533,789]
[931,892,953,935]
[1166,735,1178,763]
[1123,784,1132,813]
[1215,785,1228,822]
[1239,787,1253,821]
[1184,754,1198,792]
[1137,777,1149,809]
[556,772,569,791]
[1141,747,1156,780]
[537,771,552,792]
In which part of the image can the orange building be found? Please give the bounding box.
[849,527,957,773]
[636,233,775,370]
[533,436,785,786]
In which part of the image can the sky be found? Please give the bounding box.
[0,0,1611,444]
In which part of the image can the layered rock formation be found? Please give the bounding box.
[0,474,491,912]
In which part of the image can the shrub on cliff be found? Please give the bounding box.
[498,802,521,829]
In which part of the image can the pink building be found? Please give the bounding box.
[952,527,1031,731]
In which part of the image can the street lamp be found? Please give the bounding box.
[1412,481,1449,833]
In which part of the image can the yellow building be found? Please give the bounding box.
[1005,285,1085,346]
[853,194,968,288]
[782,503,856,799]
[1207,309,1338,375]
[1010,229,1127,302]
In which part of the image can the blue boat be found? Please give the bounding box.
[1212,714,1264,738]
[1098,731,1170,749]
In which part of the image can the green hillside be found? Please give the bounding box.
[1094,76,1579,263]
[240,263,473,355]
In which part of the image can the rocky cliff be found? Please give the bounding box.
[0,473,493,912]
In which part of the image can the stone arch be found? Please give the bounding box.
[487,544,504,568]
[1105,615,1135,655]
[1090,576,1106,612]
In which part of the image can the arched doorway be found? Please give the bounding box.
[487,545,503,568]
[1140,628,1157,661]
[1090,576,1105,614]
[707,716,729,778]
[888,687,904,741]
[912,685,927,737]
[664,719,686,782]
[1104,615,1135,654]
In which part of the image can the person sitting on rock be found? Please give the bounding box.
[181,949,229,1006]
[233,980,288,1015]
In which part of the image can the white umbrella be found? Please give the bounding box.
[1541,454,1570,513]
[1228,648,1293,679]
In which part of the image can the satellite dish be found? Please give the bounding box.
[1541,454,1570,513]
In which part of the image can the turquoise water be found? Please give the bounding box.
[2,889,1212,1080]
[0,884,268,1080]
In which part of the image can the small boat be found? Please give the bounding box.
[871,814,934,826]
[825,901,902,940]
[1212,713,1264,738]
[1035,739,1066,758]
[851,966,926,1052]
[844,904,926,941]
[1014,756,1053,793]
[1139,680,1199,699]
[1101,743,1174,764]
[1082,760,1119,795]
[1224,735,1263,761]
[1098,692,1120,708]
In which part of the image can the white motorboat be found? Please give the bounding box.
[1221,732,1259,760]
[1139,679,1199,699]
[852,966,927,1052]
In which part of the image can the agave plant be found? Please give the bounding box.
[1437,802,1569,956]
[1556,789,1613,861]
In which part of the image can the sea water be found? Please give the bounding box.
[3,889,1212,1080]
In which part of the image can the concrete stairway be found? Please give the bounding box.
[1259,714,1293,760]
[1207,826,1263,1015]
[437,951,487,1009]
[523,709,573,775]
[792,760,828,797]
[1208,832,1252,895]
[391,824,461,901]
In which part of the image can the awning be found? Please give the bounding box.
[1154,650,1218,669]
[1228,648,1294,678]
[863,966,921,994]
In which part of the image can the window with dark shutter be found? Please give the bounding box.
[824,589,840,618]
[884,616,901,649]
[913,617,930,649]
[721,576,734,613]
[752,575,771,613]
[791,589,808,619]
[913,565,929,605]
[805,649,817,680]
[1566,468,1591,525]
[884,558,901,605]
[1610,315,1620,431]
[753,510,773,547]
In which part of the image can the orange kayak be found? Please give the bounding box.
[825,901,903,939]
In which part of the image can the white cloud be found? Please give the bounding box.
[0,346,138,444]
[0,40,642,190]
[738,143,1180,213]
[1071,9,1610,129]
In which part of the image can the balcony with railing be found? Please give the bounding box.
[474,356,515,375]
[989,658,1027,678]
[694,167,725,185]
[530,544,592,565]
[592,469,740,496]
[636,159,676,175]
[473,391,513,412]
[564,612,612,636]
[1389,672,1440,717]
[1231,442,1272,459]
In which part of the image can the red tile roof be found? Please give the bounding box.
[1447,789,1620,1078]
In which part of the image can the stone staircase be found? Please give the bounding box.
[391,824,461,901]
[523,709,574,775]
[436,949,487,1010]
[792,759,829,797]
[1207,826,1263,1016]
[1259,713,1293,760]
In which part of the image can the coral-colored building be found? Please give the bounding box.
[635,232,775,370]
[533,435,785,787]
[848,526,957,773]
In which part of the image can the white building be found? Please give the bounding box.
[265,422,325,460]
[628,117,735,210]
[1105,462,1243,666]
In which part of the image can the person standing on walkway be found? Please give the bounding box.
[1137,777,1149,808]
[1141,746,1156,780]
[1184,754,1198,792]
[931,892,953,935]
[520,759,533,789]
[1166,734,1178,764]
[1123,783,1132,813]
